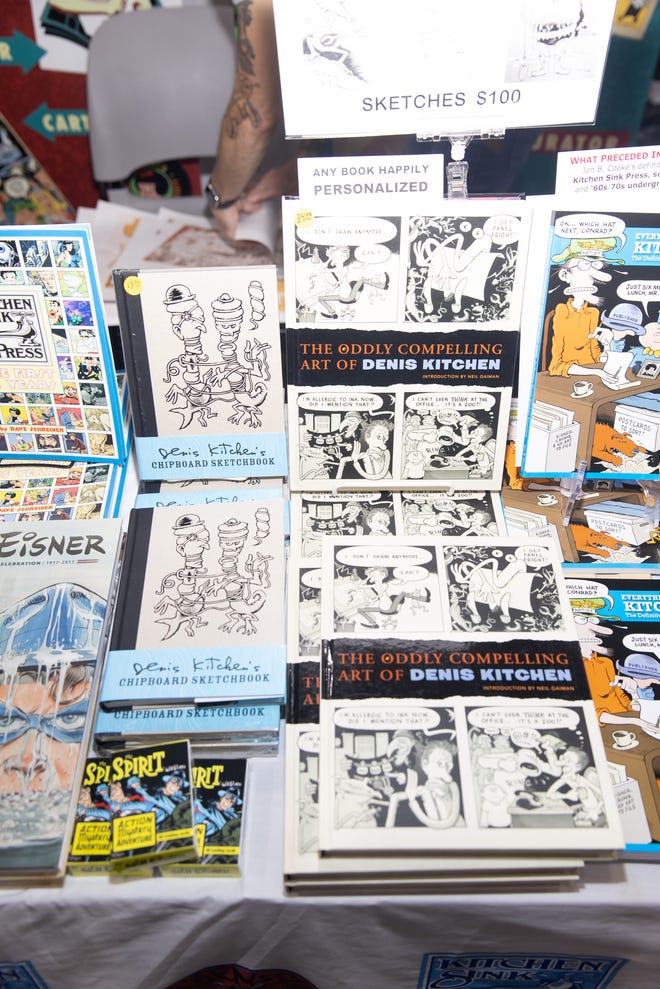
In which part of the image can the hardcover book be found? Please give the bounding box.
[319,535,575,643]
[0,519,123,880]
[290,489,505,561]
[99,499,286,709]
[0,458,119,522]
[94,701,281,755]
[284,664,585,892]
[0,225,126,463]
[317,636,622,857]
[282,198,530,331]
[521,208,660,481]
[566,570,660,858]
[161,755,247,877]
[113,266,287,481]
[287,328,517,491]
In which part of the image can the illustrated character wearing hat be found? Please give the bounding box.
[601,651,660,739]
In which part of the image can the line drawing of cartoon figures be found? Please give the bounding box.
[407,214,518,323]
[154,510,272,639]
[163,281,271,430]
[336,418,394,481]
[508,0,597,82]
[447,544,562,632]
[333,558,433,633]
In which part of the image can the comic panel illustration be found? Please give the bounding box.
[321,537,445,640]
[289,559,324,662]
[400,490,506,538]
[291,491,400,560]
[522,209,660,480]
[405,209,527,328]
[283,200,530,331]
[292,725,321,858]
[468,703,609,831]
[286,208,401,327]
[567,573,660,850]
[327,702,463,836]
[289,387,397,491]
[440,538,573,636]
[399,388,507,487]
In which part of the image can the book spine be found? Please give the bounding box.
[113,270,158,438]
[108,507,154,651]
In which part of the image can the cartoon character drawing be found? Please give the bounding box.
[154,510,272,639]
[163,282,271,429]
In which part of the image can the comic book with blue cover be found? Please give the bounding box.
[78,739,198,872]
[0,225,126,464]
[566,569,660,858]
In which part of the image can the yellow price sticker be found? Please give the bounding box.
[123,275,143,296]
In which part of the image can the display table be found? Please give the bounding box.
[0,735,657,989]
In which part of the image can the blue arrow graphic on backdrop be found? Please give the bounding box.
[0,31,46,73]
[24,103,89,142]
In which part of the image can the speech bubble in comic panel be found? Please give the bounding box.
[554,212,626,246]
[334,705,441,732]
[617,279,660,317]
[298,391,384,414]
[467,706,581,732]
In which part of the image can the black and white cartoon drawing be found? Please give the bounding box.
[297,492,397,559]
[163,281,271,429]
[469,705,606,829]
[296,391,395,483]
[401,492,501,537]
[401,392,501,483]
[332,705,463,832]
[293,216,400,325]
[406,214,522,324]
[445,542,565,633]
[330,542,439,636]
[154,509,272,639]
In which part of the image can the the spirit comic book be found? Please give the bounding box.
[0,225,125,463]
[114,266,286,481]
[161,756,247,877]
[74,739,197,872]
[521,208,660,481]
[282,199,531,331]
[287,328,517,491]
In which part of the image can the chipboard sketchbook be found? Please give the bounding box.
[113,266,286,481]
[99,499,286,709]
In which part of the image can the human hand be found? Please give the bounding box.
[209,201,243,242]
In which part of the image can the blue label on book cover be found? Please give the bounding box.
[100,644,286,706]
[135,433,287,481]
